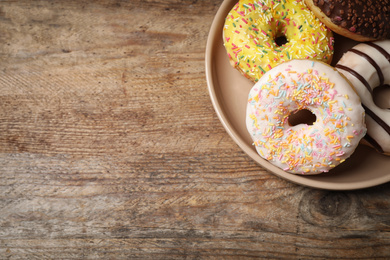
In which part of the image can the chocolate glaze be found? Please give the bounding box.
[364,133,384,153]
[335,64,373,95]
[349,49,384,86]
[363,104,390,136]
[366,42,390,62]
[312,0,390,39]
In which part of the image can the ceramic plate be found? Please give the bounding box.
[205,0,390,190]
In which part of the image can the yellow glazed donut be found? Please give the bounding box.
[336,41,390,155]
[223,0,334,82]
[246,60,366,175]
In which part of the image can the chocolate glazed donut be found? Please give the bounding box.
[304,0,390,42]
[336,41,390,155]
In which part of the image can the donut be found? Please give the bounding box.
[304,0,390,42]
[246,60,366,174]
[223,0,334,83]
[335,40,390,155]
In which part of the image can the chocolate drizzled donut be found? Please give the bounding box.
[336,41,390,155]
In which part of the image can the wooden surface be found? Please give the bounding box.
[1,0,390,259]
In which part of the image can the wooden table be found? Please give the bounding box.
[1,0,390,258]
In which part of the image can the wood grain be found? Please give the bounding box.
[1,0,390,259]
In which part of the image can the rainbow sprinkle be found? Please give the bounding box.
[223,0,334,82]
[246,60,366,174]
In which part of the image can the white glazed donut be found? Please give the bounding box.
[336,40,390,155]
[246,60,366,175]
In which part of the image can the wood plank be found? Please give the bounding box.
[1,0,390,258]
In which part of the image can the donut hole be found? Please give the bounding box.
[373,84,390,109]
[275,35,288,47]
[288,109,317,126]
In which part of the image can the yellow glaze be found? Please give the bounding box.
[223,0,334,82]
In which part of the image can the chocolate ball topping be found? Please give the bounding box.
[313,0,390,39]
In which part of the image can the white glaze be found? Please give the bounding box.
[336,40,390,155]
[246,60,366,174]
